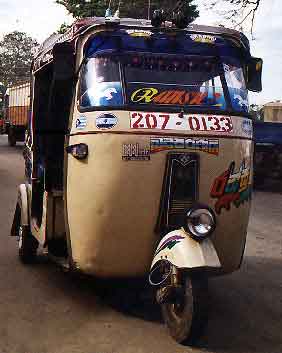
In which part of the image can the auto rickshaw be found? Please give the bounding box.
[11,11,262,344]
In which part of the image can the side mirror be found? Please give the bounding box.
[246,57,263,92]
[53,42,75,81]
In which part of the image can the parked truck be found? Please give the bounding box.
[3,82,30,146]
[0,84,6,134]
[254,102,282,190]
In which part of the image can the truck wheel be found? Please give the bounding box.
[18,224,38,264]
[8,131,16,146]
[161,275,209,345]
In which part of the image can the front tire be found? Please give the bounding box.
[18,225,38,264]
[161,275,209,345]
[8,130,16,146]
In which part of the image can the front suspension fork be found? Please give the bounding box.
[155,263,184,305]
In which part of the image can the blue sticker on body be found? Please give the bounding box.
[96,114,118,130]
[242,119,252,136]
[76,116,87,129]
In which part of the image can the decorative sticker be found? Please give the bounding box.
[96,113,118,130]
[223,63,230,73]
[190,34,216,44]
[122,143,150,161]
[130,112,233,133]
[130,88,223,107]
[80,82,123,108]
[126,29,152,37]
[210,160,252,214]
[155,235,185,255]
[75,116,87,129]
[150,137,219,156]
[234,93,249,110]
[241,119,253,137]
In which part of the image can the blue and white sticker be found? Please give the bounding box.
[76,116,87,130]
[96,114,118,130]
[242,119,253,137]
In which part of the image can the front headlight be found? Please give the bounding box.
[186,206,216,241]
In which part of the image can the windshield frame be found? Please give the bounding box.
[77,49,250,118]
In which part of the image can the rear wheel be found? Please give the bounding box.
[18,224,38,264]
[161,275,209,345]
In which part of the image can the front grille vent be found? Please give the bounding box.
[156,153,199,234]
[169,200,194,214]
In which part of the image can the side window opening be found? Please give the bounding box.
[31,62,69,226]
[31,65,53,225]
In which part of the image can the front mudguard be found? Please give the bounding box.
[151,228,221,271]
[10,184,29,236]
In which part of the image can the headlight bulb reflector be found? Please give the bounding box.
[186,207,216,240]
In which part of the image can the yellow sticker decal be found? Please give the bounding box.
[126,30,152,37]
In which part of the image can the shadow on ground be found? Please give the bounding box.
[87,254,282,353]
[194,256,282,352]
[29,252,282,353]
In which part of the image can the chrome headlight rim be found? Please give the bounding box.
[185,204,216,241]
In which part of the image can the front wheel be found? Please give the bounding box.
[18,225,38,264]
[161,275,209,345]
[8,130,16,146]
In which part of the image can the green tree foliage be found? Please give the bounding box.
[0,31,38,88]
[57,22,71,34]
[55,0,199,22]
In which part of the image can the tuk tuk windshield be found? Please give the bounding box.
[79,33,248,114]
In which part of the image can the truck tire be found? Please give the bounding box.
[8,130,16,146]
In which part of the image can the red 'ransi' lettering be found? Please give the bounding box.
[153,90,187,104]
[189,92,208,105]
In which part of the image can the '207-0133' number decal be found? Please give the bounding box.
[130,112,233,132]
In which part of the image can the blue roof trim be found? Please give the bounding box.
[85,31,245,59]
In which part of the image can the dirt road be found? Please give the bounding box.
[0,135,281,353]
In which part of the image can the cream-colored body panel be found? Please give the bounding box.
[66,112,253,277]
[151,229,221,269]
[67,133,161,276]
